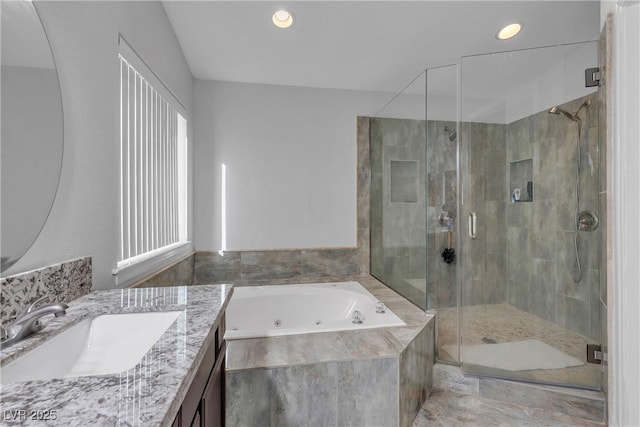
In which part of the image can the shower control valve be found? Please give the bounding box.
[578,210,599,232]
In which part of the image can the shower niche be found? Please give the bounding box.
[390,160,419,203]
[509,159,533,202]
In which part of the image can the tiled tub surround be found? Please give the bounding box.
[226,275,435,427]
[193,248,360,285]
[133,253,195,288]
[133,247,361,289]
[0,257,92,326]
[0,284,232,426]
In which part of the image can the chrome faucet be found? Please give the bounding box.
[0,296,68,349]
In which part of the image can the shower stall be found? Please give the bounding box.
[369,40,605,390]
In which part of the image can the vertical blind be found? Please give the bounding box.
[119,55,186,265]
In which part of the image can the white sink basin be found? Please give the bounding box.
[1,311,182,384]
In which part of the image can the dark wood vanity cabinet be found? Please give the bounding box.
[173,315,225,427]
[200,347,224,425]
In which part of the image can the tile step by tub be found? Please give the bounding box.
[432,363,605,424]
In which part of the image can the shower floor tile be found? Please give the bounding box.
[435,304,600,387]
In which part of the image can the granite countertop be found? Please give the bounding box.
[0,284,233,426]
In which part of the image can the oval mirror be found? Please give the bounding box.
[1,1,63,274]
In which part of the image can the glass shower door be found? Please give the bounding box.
[425,64,460,364]
[458,42,601,388]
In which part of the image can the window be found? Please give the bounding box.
[117,37,189,280]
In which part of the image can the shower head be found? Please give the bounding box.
[548,106,579,122]
[548,99,592,123]
[443,126,457,142]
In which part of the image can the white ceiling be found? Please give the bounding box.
[162,1,600,95]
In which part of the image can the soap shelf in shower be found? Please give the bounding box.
[509,159,533,203]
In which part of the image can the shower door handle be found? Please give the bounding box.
[468,212,477,239]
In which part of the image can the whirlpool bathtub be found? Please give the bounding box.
[224,281,406,340]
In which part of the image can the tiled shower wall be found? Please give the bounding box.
[368,92,601,340]
[369,117,506,310]
[502,93,600,340]
[426,120,466,309]
[460,93,600,339]
[370,118,427,307]
[459,122,508,309]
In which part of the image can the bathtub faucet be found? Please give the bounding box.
[352,310,364,324]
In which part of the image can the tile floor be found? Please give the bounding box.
[412,388,604,427]
[412,363,605,426]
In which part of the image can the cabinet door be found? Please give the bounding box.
[201,352,224,427]
[189,409,201,427]
[181,342,215,426]
[216,316,225,359]
[172,408,181,427]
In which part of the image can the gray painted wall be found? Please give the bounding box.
[6,1,194,290]
[192,80,420,252]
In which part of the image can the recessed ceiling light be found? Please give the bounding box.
[272,9,294,29]
[496,23,522,40]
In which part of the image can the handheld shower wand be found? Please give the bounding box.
[547,98,592,283]
[548,99,591,123]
